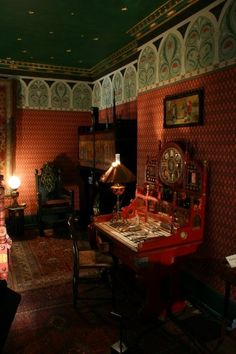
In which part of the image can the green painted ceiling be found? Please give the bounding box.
[0,0,202,78]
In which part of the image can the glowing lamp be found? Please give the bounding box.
[8,176,21,208]
[100,154,136,219]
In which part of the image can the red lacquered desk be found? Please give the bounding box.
[93,212,204,317]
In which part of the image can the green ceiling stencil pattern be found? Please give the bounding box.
[15,0,235,112]
[138,45,157,89]
[124,65,137,101]
[219,0,236,61]
[28,80,49,108]
[185,16,215,72]
[51,82,70,110]
[92,82,102,108]
[72,83,92,110]
[113,72,123,104]
[101,77,112,108]
[159,33,182,81]
[17,80,27,107]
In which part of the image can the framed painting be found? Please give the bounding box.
[164,89,204,128]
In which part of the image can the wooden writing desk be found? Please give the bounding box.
[93,211,203,317]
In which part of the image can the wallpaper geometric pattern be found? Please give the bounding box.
[15,109,91,215]
[137,65,236,296]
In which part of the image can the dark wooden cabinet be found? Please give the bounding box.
[78,119,137,225]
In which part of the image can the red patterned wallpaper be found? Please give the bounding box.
[11,65,235,298]
[137,66,236,295]
[99,100,137,122]
[13,109,90,215]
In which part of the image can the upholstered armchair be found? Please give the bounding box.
[35,162,74,236]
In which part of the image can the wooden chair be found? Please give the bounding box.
[35,162,74,236]
[68,216,114,308]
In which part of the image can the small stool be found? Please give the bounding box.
[7,204,26,238]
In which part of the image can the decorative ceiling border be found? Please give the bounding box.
[0,59,92,79]
[91,40,138,79]
[0,0,207,80]
[127,0,198,39]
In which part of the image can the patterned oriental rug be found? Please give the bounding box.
[3,282,118,354]
[4,273,230,354]
[8,231,73,292]
[4,229,235,353]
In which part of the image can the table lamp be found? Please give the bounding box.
[100,154,136,219]
[8,176,21,208]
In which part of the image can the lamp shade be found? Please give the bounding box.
[100,162,136,184]
[8,176,21,189]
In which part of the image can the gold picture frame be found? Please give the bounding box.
[164,89,204,128]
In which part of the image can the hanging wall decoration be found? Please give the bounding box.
[164,88,204,128]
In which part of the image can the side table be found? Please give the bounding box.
[7,204,26,238]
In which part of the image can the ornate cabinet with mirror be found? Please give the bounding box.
[78,115,137,225]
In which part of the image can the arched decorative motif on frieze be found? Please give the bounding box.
[159,32,182,82]
[124,65,137,100]
[92,81,102,108]
[185,16,215,72]
[28,79,49,108]
[101,76,112,108]
[138,44,157,89]
[17,79,27,108]
[112,71,123,103]
[219,0,236,62]
[72,82,92,110]
[51,81,71,110]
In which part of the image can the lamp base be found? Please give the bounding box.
[10,190,20,208]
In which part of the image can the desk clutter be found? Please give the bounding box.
[93,140,207,269]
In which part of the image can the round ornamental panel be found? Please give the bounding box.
[158,142,185,186]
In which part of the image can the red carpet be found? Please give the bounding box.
[8,235,72,292]
[4,230,235,353]
[4,229,118,354]
[3,282,117,354]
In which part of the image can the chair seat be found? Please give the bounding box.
[68,216,114,308]
[80,250,113,267]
